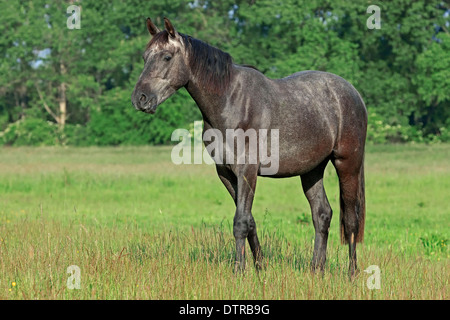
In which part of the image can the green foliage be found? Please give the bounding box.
[0,118,58,146]
[0,0,449,145]
[367,111,440,144]
[85,87,199,146]
[413,33,450,137]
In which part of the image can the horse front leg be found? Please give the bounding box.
[233,164,259,273]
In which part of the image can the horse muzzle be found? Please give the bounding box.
[132,91,158,114]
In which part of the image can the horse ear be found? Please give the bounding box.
[164,17,176,38]
[146,17,160,36]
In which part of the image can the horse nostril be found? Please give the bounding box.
[140,93,147,102]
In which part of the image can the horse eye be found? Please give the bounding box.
[164,55,172,61]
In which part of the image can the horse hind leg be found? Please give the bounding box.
[300,160,332,273]
[332,155,365,278]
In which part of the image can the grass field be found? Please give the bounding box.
[0,144,448,299]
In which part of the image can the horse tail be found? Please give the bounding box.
[355,160,366,243]
[340,158,366,244]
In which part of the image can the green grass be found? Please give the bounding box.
[0,144,448,299]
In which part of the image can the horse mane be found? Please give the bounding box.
[147,30,233,94]
[181,33,233,94]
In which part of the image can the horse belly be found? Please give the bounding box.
[260,136,334,178]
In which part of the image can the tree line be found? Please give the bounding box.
[0,0,449,146]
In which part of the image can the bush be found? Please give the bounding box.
[63,124,91,146]
[0,118,59,146]
[0,87,201,147]
[367,110,446,144]
[83,87,200,146]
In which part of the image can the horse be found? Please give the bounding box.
[131,17,367,277]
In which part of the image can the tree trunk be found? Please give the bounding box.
[58,63,67,130]
[58,83,66,129]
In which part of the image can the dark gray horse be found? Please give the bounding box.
[132,18,367,277]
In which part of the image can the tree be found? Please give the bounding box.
[1,0,449,145]
[413,32,450,138]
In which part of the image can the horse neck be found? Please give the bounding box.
[184,70,231,128]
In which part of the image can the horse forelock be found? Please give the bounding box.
[146,30,170,50]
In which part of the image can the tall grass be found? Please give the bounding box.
[1,216,447,299]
